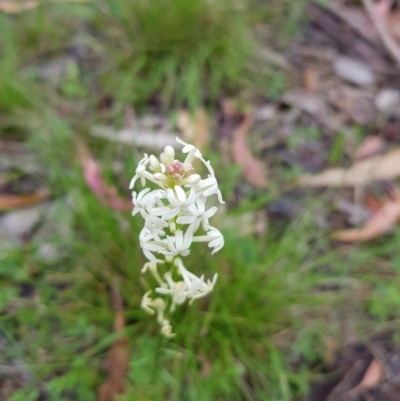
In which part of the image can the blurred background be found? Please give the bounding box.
[2,0,400,400]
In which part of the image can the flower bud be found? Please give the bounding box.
[185,174,201,185]
[164,146,175,159]
[182,163,193,173]
[149,155,161,172]
[153,173,167,181]
[160,146,175,165]
[160,152,168,165]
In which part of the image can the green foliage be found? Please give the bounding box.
[92,0,254,108]
[2,0,399,400]
[288,126,322,149]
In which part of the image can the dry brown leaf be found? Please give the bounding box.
[177,109,193,139]
[193,109,209,153]
[299,148,400,187]
[0,0,37,13]
[76,138,132,211]
[328,2,379,42]
[0,189,50,211]
[0,0,90,13]
[232,113,268,188]
[364,192,383,214]
[345,359,383,399]
[303,68,318,93]
[97,283,129,401]
[177,108,209,152]
[328,85,376,124]
[332,191,400,241]
[355,136,385,160]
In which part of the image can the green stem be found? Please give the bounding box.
[151,332,166,383]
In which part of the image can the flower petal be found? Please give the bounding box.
[162,208,180,221]
[174,186,186,203]
[203,206,218,219]
[176,215,196,224]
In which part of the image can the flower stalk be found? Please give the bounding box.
[130,138,224,337]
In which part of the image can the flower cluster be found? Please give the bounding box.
[130,138,224,337]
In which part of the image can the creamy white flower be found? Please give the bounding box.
[145,214,169,233]
[131,138,225,337]
[176,137,202,163]
[156,272,188,305]
[160,145,175,166]
[149,155,166,173]
[130,155,166,190]
[177,197,218,229]
[166,185,196,208]
[182,173,201,186]
[132,188,165,219]
[139,227,167,262]
[132,188,151,218]
[192,226,224,254]
[141,261,165,286]
[175,258,218,303]
[197,176,224,204]
[141,291,166,315]
[161,229,194,257]
[129,154,149,187]
[160,323,176,338]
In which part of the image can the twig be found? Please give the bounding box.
[362,0,400,67]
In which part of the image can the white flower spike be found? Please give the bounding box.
[131,138,224,337]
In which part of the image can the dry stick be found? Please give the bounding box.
[362,0,400,67]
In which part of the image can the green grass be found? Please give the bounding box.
[1,1,400,400]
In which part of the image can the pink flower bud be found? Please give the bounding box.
[172,161,183,174]
[182,163,193,173]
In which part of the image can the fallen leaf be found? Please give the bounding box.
[345,359,383,398]
[97,282,129,401]
[232,113,268,188]
[388,11,400,43]
[177,109,193,139]
[91,125,176,149]
[335,199,371,226]
[355,136,385,160]
[364,192,384,214]
[328,85,376,124]
[374,0,392,20]
[177,108,209,152]
[332,191,400,241]
[193,109,209,153]
[374,0,400,43]
[76,139,132,211]
[0,0,91,13]
[0,172,19,186]
[0,202,52,244]
[299,148,400,187]
[0,0,37,13]
[303,68,319,93]
[282,91,328,120]
[334,56,375,86]
[0,189,50,211]
[375,88,400,115]
[328,2,379,42]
